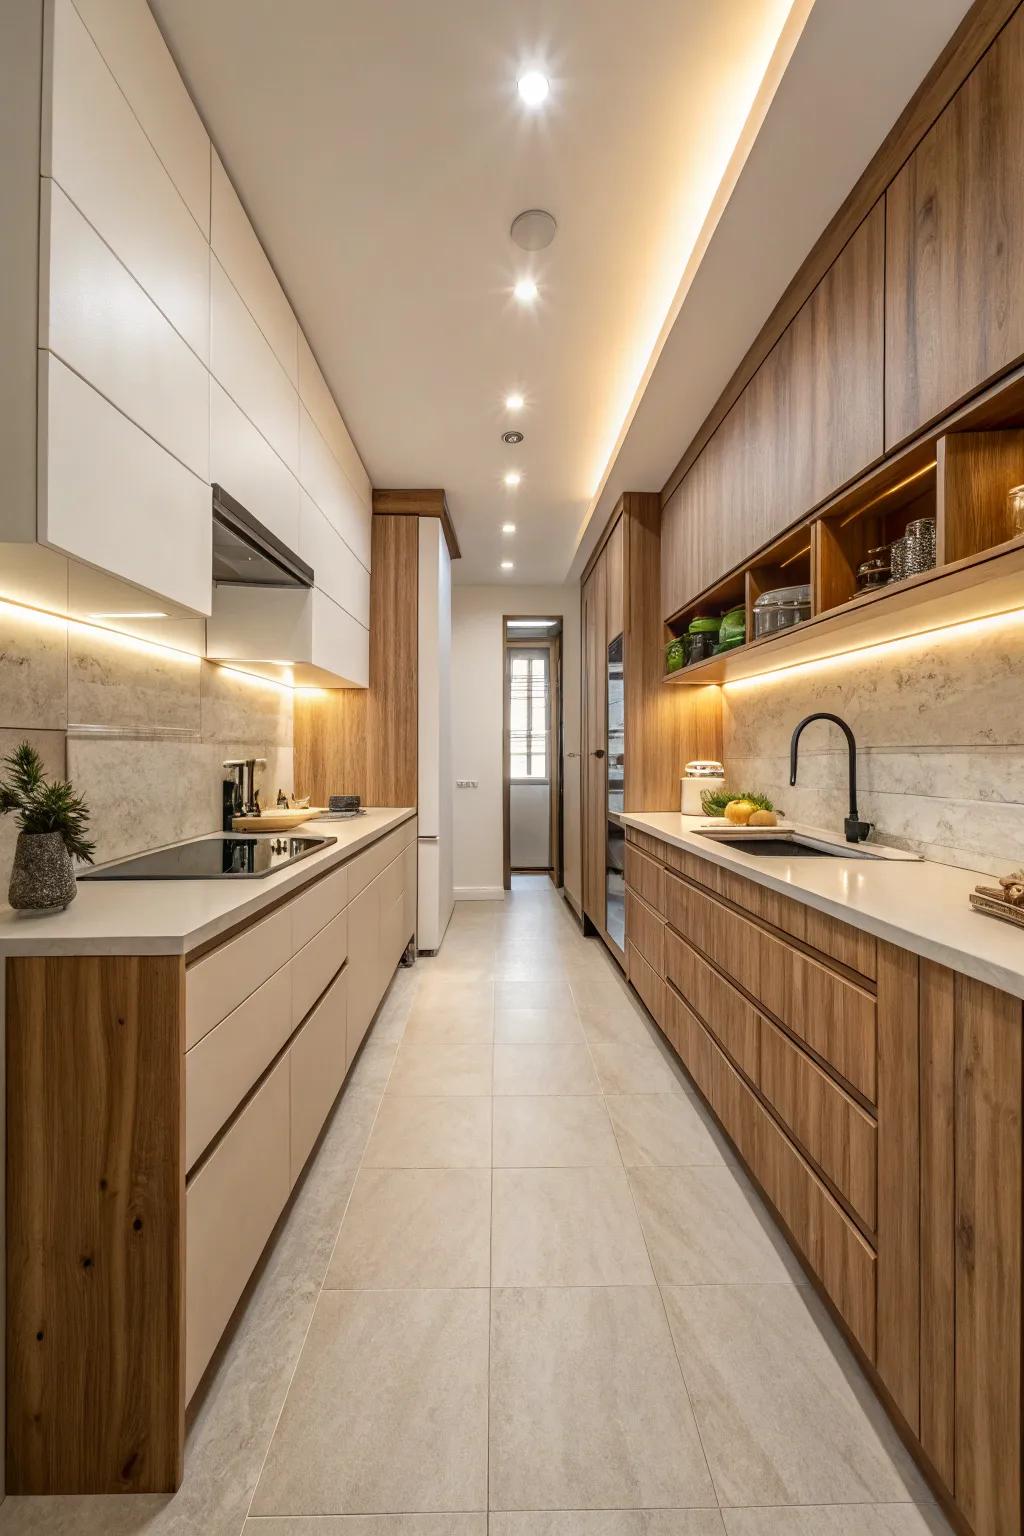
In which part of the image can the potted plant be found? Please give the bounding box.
[0,742,96,912]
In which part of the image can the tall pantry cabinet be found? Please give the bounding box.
[580,493,721,962]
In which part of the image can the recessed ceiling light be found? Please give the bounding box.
[501,560,515,571]
[517,71,549,107]
[511,209,557,251]
[504,472,521,488]
[502,522,516,534]
[502,430,524,445]
[508,619,557,628]
[505,392,524,411]
[513,277,538,304]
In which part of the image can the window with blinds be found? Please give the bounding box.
[508,649,548,781]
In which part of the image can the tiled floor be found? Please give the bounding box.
[0,878,952,1535]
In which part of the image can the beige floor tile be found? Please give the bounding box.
[326,1168,491,1289]
[662,1285,930,1507]
[492,1095,622,1168]
[388,1040,493,1096]
[590,1041,686,1094]
[493,1042,600,1096]
[576,1006,658,1046]
[320,1089,385,1165]
[629,1167,802,1284]
[251,1288,488,1515]
[721,1508,952,1536]
[491,1515,726,1536]
[346,1042,398,1093]
[363,1096,492,1168]
[403,1012,495,1044]
[494,977,576,1010]
[494,1006,585,1043]
[245,1519,488,1535]
[606,1093,728,1167]
[489,1285,716,1510]
[492,1167,653,1286]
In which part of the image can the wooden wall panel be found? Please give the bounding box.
[582,556,607,929]
[874,940,921,1432]
[919,959,956,1493]
[6,955,186,1494]
[625,490,721,811]
[936,427,1024,563]
[886,6,1024,446]
[366,514,419,806]
[294,688,367,805]
[954,973,1022,1536]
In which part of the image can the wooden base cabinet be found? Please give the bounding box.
[5,817,417,1496]
[625,826,1024,1536]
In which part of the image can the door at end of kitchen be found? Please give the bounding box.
[502,617,563,893]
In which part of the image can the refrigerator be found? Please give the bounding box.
[416,518,454,951]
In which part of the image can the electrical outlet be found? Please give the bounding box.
[456,779,479,788]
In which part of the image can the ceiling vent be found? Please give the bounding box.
[510,209,557,250]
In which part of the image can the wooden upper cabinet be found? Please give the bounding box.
[605,515,625,642]
[886,7,1024,447]
[662,203,884,620]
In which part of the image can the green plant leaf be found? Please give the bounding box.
[0,741,96,863]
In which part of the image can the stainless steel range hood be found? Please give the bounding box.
[212,485,314,588]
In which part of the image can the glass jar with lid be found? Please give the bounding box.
[685,615,721,664]
[752,584,811,639]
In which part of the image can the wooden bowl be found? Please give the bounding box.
[231,809,324,833]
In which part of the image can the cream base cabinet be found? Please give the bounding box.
[346,875,382,1066]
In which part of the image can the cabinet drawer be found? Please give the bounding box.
[291,909,348,1026]
[665,925,759,1081]
[186,1053,290,1399]
[626,889,665,977]
[759,1016,877,1231]
[379,848,405,910]
[699,1019,876,1357]
[666,984,711,1097]
[664,871,876,1100]
[628,940,665,1033]
[403,840,417,942]
[290,967,348,1182]
[625,842,663,912]
[625,827,665,861]
[347,873,382,1065]
[185,962,293,1171]
[663,847,875,979]
[348,824,409,899]
[290,862,349,953]
[186,902,292,1049]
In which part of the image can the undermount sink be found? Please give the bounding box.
[695,828,906,861]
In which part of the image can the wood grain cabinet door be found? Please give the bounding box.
[582,557,607,928]
[886,6,1024,446]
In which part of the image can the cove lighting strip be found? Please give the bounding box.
[0,596,311,695]
[721,603,1024,691]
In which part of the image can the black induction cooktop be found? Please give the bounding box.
[79,834,336,881]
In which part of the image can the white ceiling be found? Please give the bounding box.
[150,0,971,586]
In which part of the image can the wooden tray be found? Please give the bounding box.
[232,809,325,833]
[970,891,1024,930]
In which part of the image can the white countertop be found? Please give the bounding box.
[0,808,415,958]
[621,812,1024,1002]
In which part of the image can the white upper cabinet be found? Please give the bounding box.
[210,257,299,473]
[207,584,369,689]
[298,493,370,626]
[210,382,300,552]
[211,152,298,386]
[43,181,209,481]
[68,0,211,237]
[40,353,212,615]
[297,331,372,509]
[44,0,210,361]
[299,404,372,568]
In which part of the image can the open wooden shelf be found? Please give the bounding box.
[664,366,1024,687]
[664,532,1024,685]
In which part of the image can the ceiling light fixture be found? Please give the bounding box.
[501,560,515,571]
[87,610,168,620]
[513,277,538,304]
[508,619,557,628]
[517,71,549,107]
[502,522,516,533]
[504,472,521,488]
[505,392,524,411]
[502,430,524,446]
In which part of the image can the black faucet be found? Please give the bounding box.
[789,712,872,844]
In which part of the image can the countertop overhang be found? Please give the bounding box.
[0,808,416,958]
[621,812,1024,1001]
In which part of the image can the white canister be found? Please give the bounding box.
[680,760,725,816]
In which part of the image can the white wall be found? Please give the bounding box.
[451,584,581,909]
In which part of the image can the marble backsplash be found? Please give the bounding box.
[0,599,295,893]
[721,617,1024,877]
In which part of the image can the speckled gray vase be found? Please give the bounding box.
[8,831,77,914]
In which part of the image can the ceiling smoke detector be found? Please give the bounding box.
[511,209,557,251]
[502,430,524,445]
